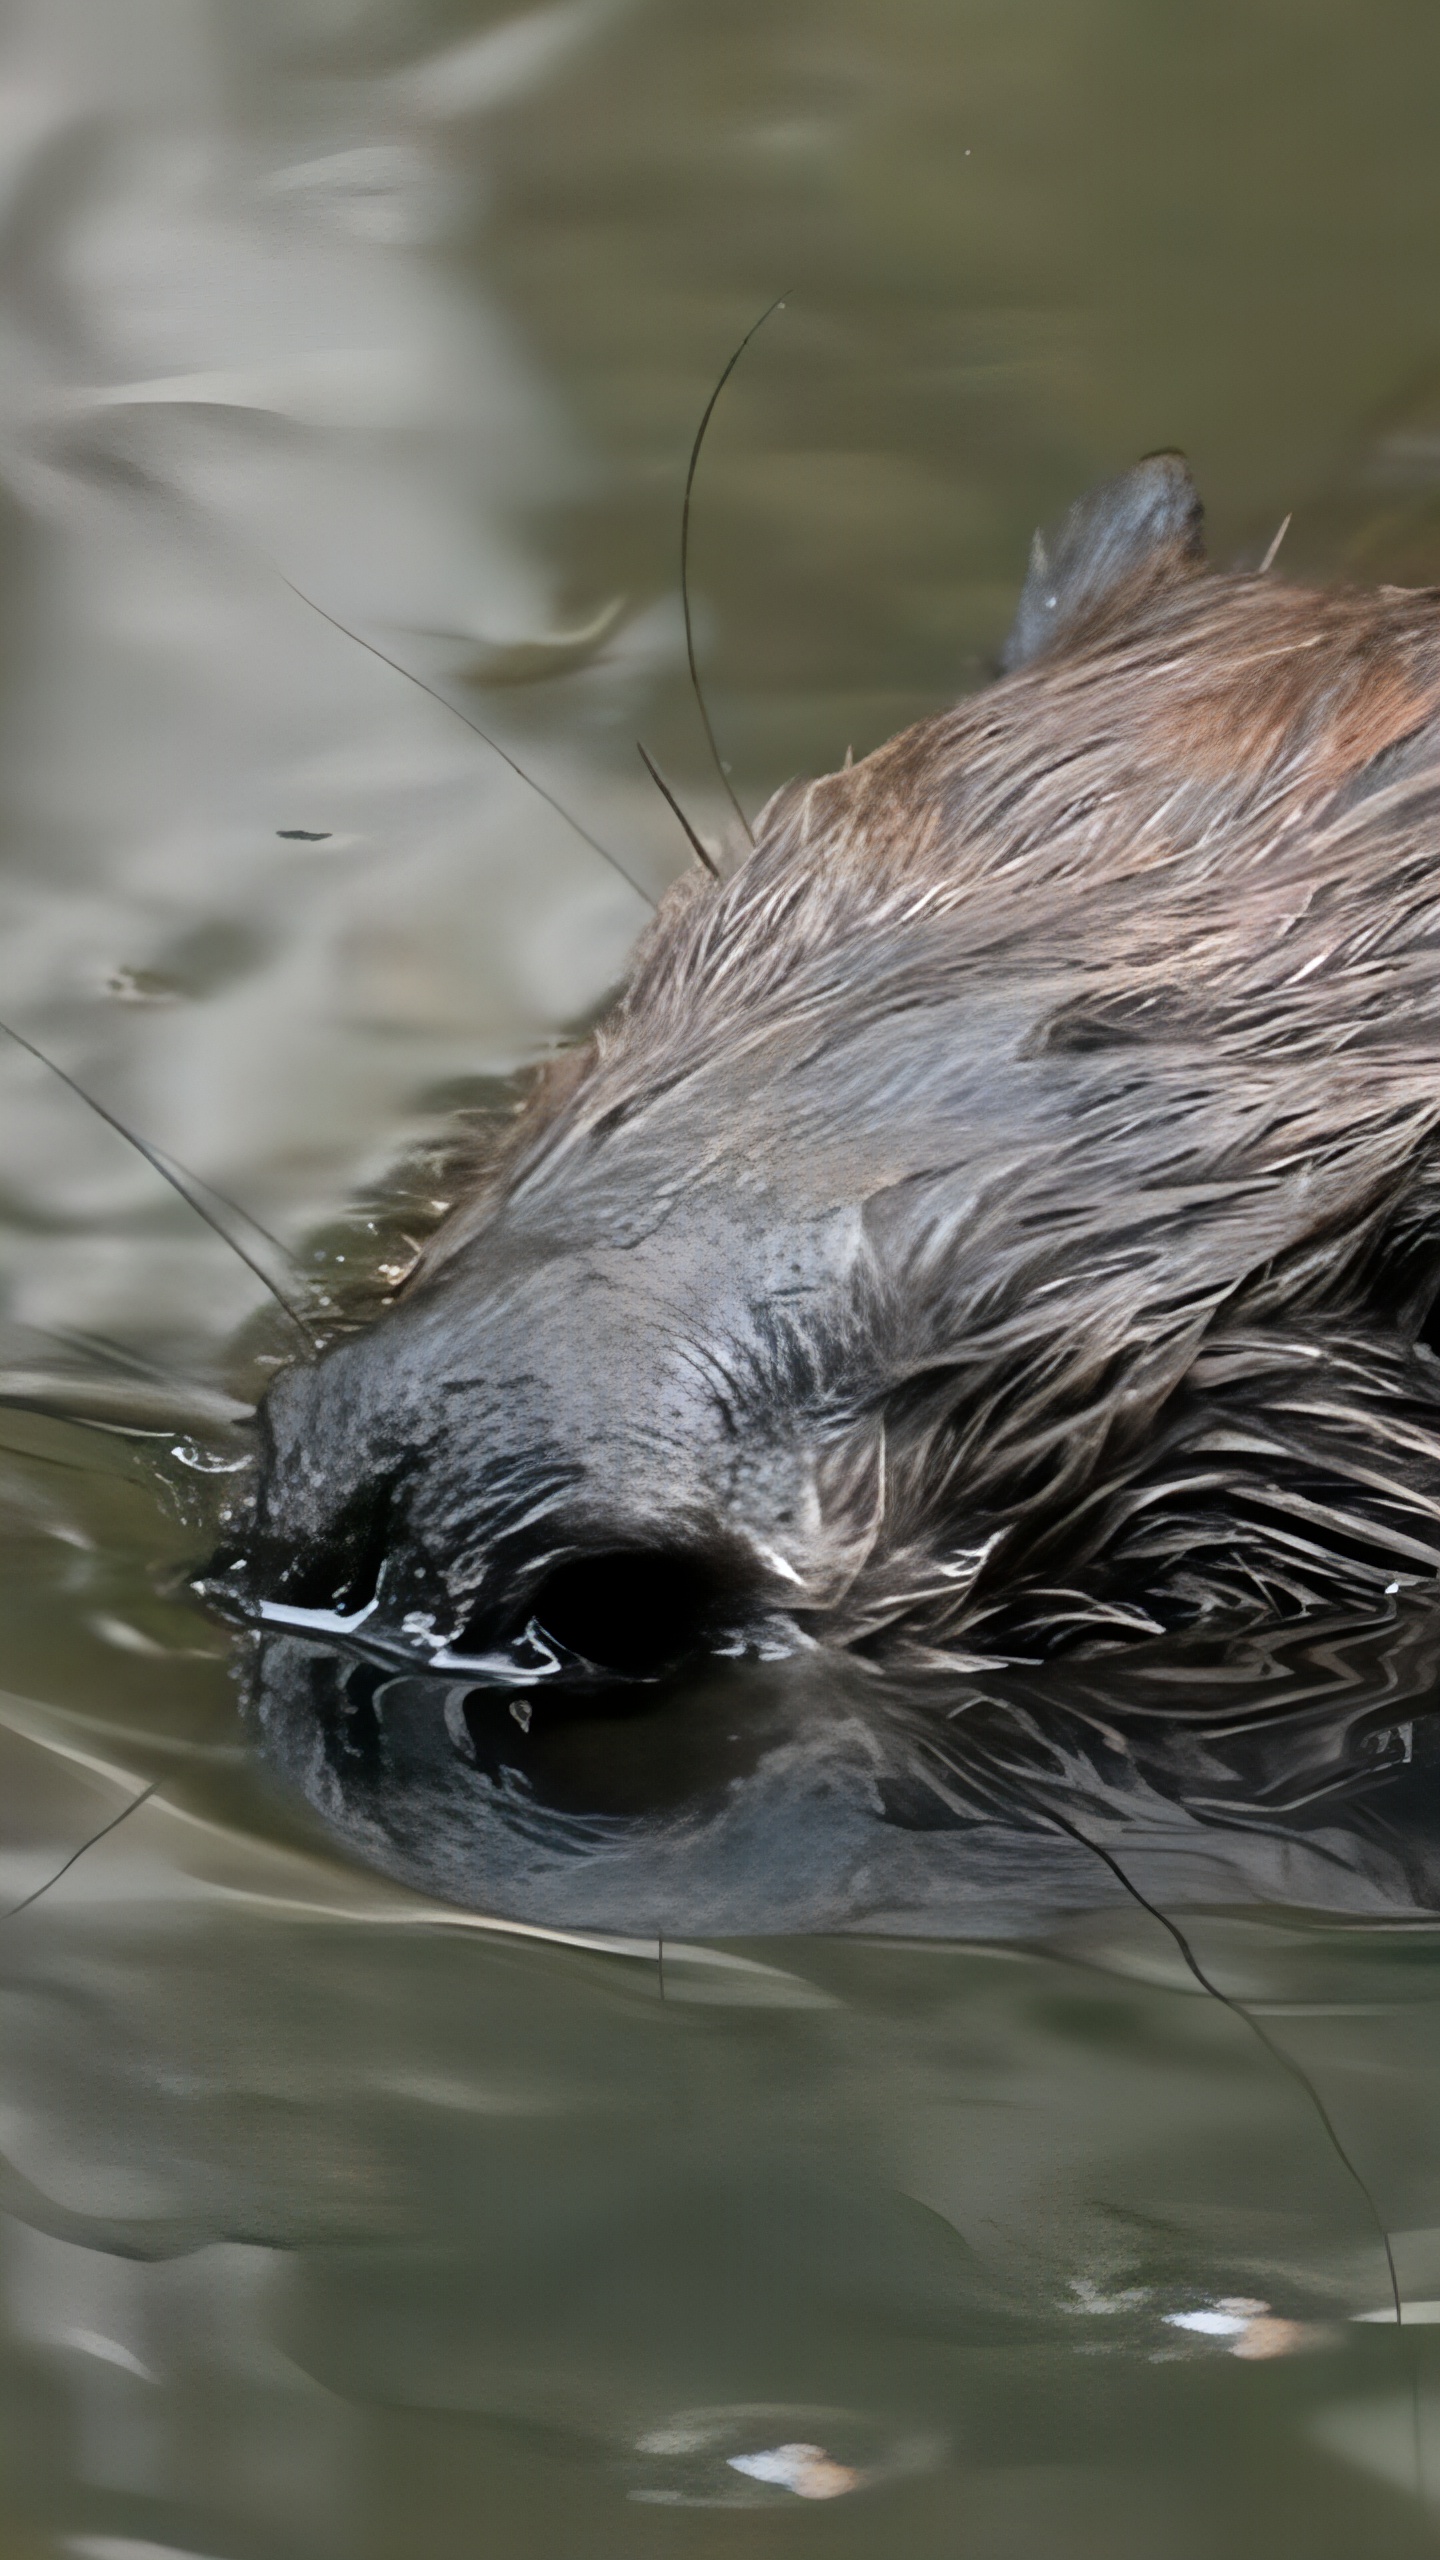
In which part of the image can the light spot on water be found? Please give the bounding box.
[726,2443,862,2499]
[626,2404,942,2507]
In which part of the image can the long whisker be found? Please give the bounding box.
[46,1324,177,1383]
[681,295,789,846]
[3,1781,157,1922]
[0,1018,314,1349]
[1029,1789,1419,2489]
[0,1371,253,1431]
[1050,1805,1402,2286]
[1259,513,1292,575]
[931,1701,1406,2250]
[275,573,657,911]
[0,1433,120,1478]
[636,741,719,879]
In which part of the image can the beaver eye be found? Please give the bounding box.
[527,1550,716,1678]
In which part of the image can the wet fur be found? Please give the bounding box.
[239,466,1440,1675]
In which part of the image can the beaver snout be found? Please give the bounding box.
[229,1212,862,1685]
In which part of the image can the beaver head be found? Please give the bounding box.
[227,454,1440,1687]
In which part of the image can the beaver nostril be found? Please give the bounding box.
[273,1477,400,1618]
[527,1550,717,1678]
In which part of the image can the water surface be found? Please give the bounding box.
[6,0,1440,2549]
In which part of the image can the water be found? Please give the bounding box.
[6,0,1440,2549]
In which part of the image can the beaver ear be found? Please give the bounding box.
[1001,452,1206,673]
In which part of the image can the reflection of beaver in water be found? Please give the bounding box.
[229,454,1440,1681]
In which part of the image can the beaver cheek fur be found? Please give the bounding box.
[233,451,1440,1680]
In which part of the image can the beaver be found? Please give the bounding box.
[221,452,1440,1699]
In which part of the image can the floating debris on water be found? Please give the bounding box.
[626,2404,943,2507]
[726,2442,863,2499]
[1065,2277,1332,2361]
[1162,2298,1330,2359]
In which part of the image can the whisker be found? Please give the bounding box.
[0,1372,252,1431]
[1259,513,1292,575]
[1030,1790,1421,2495]
[680,295,789,846]
[0,1328,252,1431]
[636,740,720,878]
[274,573,658,911]
[0,1017,315,1350]
[44,1324,178,1383]
[0,1432,121,1478]
[3,1781,157,1922]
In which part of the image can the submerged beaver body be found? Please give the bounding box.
[234,456,1440,1688]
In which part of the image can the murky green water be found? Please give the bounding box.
[8,1,1440,2550]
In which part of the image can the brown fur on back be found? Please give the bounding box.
[453,571,1440,1218]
